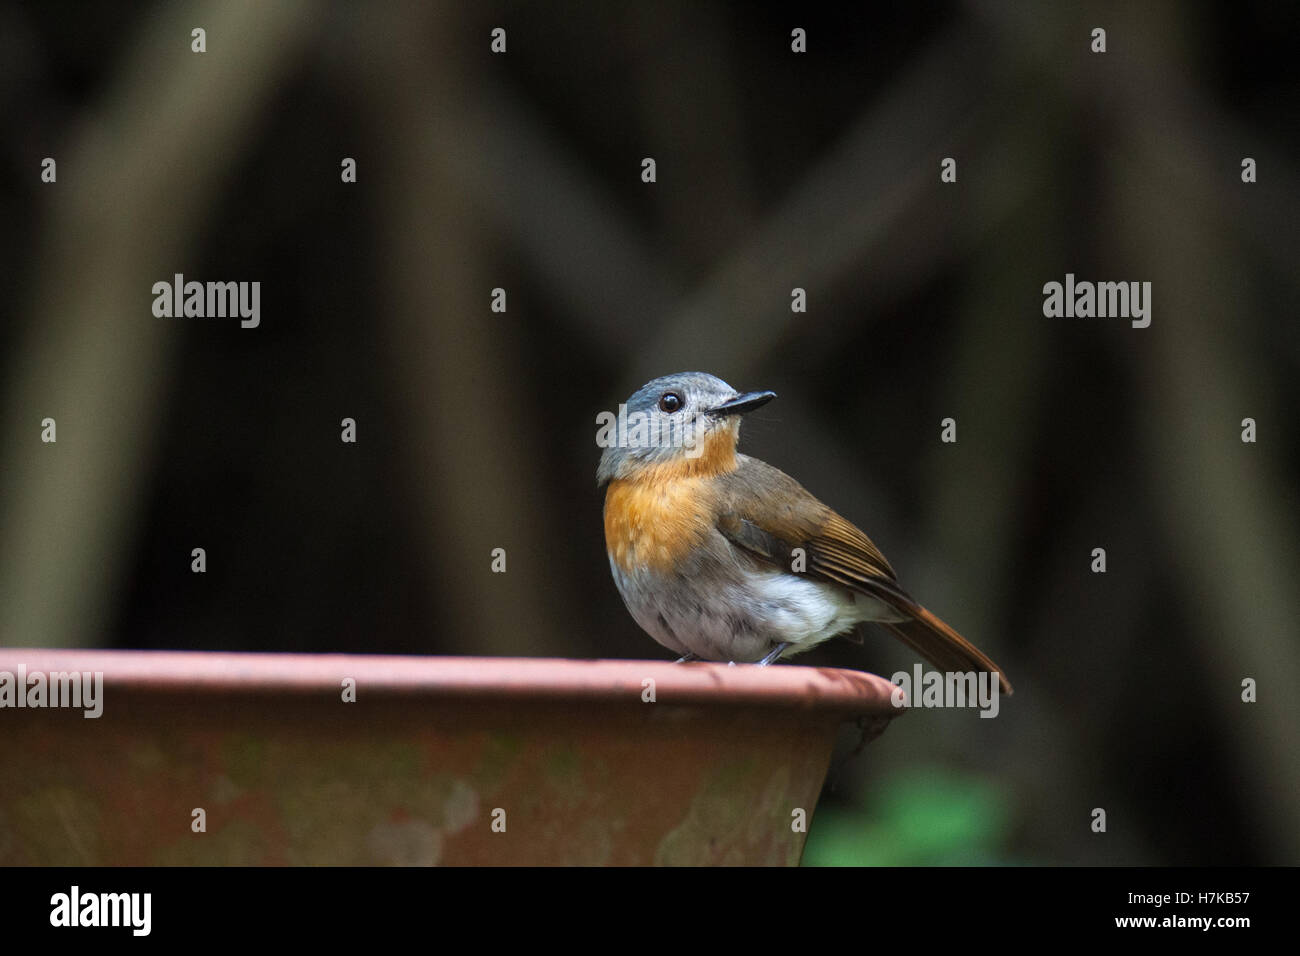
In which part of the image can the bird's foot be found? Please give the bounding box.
[674,653,701,663]
[756,643,791,666]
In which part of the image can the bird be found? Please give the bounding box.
[597,371,1012,695]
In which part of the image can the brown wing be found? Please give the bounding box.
[717,456,1013,695]
[715,456,902,599]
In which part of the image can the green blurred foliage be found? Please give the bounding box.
[804,766,1010,866]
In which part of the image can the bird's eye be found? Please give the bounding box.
[658,391,684,413]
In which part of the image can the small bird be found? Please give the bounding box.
[598,372,1012,695]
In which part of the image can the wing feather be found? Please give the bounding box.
[716,456,1012,694]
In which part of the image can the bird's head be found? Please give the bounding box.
[596,371,776,485]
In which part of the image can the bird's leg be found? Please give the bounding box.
[674,652,701,663]
[756,643,791,666]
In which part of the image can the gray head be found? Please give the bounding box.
[596,371,776,485]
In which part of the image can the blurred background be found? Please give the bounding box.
[1,0,1297,865]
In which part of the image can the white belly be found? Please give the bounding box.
[611,557,905,662]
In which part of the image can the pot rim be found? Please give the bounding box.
[0,649,904,718]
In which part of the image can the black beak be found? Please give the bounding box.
[709,390,777,416]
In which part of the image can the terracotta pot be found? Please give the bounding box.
[0,650,900,865]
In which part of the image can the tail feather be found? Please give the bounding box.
[881,604,1013,696]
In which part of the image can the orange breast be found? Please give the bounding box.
[604,424,741,574]
[604,474,716,574]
